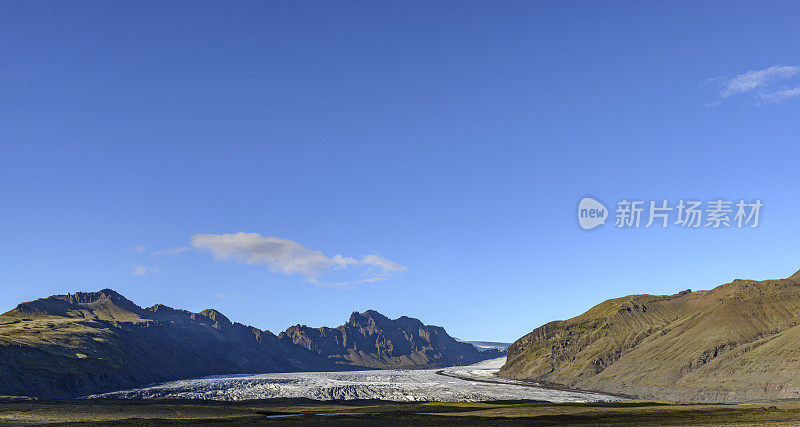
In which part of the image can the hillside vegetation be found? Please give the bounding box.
[499,270,800,402]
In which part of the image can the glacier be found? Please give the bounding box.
[90,357,621,403]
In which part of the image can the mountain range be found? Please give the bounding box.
[280,310,498,368]
[8,267,800,403]
[499,269,800,402]
[0,290,500,398]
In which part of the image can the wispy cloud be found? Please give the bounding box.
[712,65,800,105]
[151,247,189,257]
[131,265,158,276]
[130,245,146,253]
[191,232,405,286]
[759,86,800,104]
[362,254,407,273]
[213,292,243,301]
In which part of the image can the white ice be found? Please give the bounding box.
[90,357,621,403]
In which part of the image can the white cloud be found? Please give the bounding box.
[131,265,158,276]
[713,65,800,105]
[191,233,355,275]
[151,247,190,257]
[130,245,146,253]
[759,86,800,104]
[190,232,405,286]
[362,254,408,272]
[213,292,243,301]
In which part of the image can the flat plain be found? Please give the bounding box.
[2,398,800,425]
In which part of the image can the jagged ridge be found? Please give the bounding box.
[279,309,502,368]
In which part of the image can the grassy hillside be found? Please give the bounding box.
[499,270,800,402]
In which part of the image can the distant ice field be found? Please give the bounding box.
[90,357,621,402]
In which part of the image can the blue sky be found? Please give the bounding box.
[2,1,800,342]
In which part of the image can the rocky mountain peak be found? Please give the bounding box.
[348,309,390,327]
[14,288,143,319]
[56,288,128,305]
[199,308,232,329]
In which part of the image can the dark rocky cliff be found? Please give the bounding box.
[279,309,503,368]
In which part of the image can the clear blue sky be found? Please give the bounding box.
[2,1,800,342]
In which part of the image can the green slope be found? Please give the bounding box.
[499,270,800,402]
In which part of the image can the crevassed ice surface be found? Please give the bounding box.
[90,357,621,402]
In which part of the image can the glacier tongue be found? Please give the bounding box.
[90,357,620,403]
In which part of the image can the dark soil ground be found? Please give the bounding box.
[2,397,800,425]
